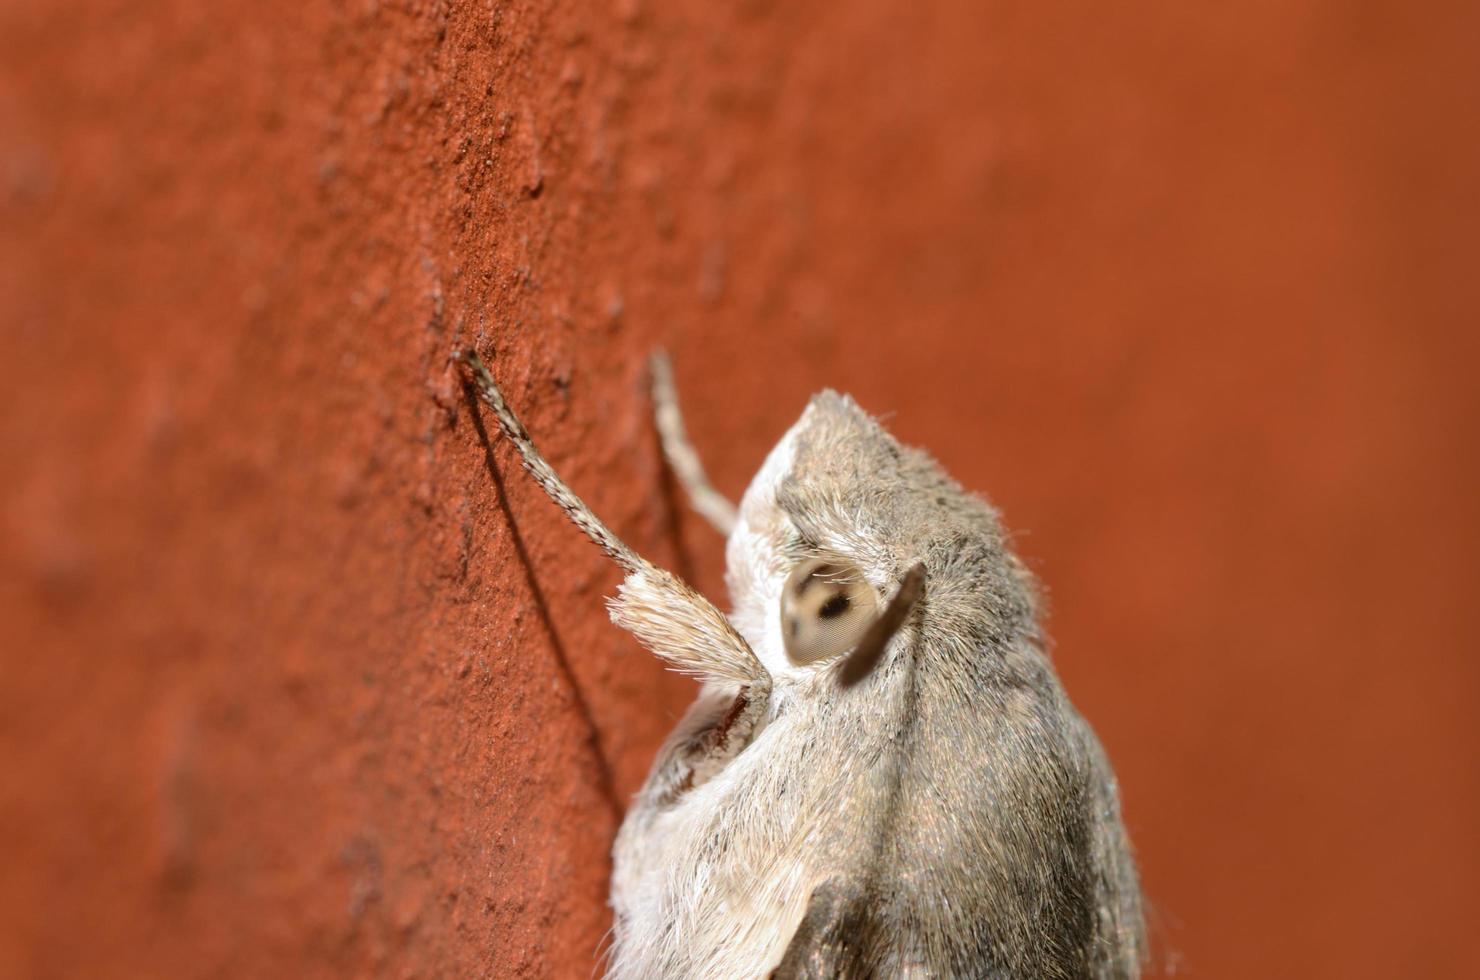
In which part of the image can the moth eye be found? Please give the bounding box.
[780,558,880,666]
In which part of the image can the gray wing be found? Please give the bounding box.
[770,880,876,980]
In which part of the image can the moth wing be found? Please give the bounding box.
[769,879,875,980]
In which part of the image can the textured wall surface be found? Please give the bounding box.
[3,0,1478,977]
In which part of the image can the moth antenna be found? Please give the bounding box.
[836,562,926,688]
[459,348,642,573]
[458,348,769,686]
[649,349,738,537]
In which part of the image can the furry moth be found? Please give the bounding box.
[460,349,1144,979]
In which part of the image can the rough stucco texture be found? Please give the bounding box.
[2,0,1478,977]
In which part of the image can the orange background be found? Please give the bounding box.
[2,0,1477,976]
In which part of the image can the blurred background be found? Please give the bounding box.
[2,0,1477,976]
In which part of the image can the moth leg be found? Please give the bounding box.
[643,681,769,808]
[460,349,768,686]
[649,349,738,537]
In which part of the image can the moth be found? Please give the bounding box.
[460,349,1145,979]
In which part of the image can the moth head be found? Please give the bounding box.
[726,391,969,684]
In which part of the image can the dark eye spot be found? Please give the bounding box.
[789,616,801,638]
[818,593,851,619]
[793,563,841,597]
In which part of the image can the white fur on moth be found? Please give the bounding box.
[460,350,1144,979]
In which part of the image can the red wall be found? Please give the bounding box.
[3,0,1477,976]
